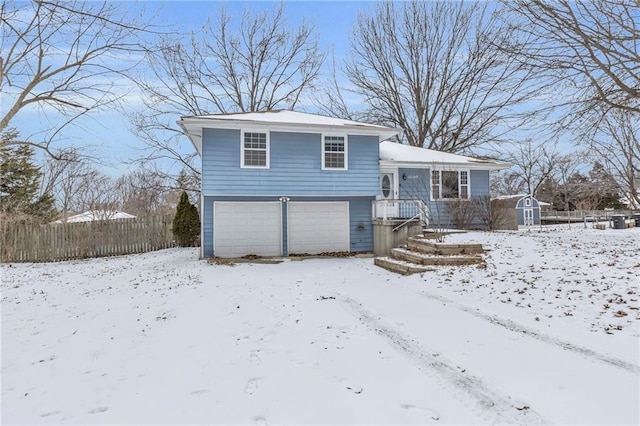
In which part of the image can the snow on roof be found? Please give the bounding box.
[492,194,530,201]
[52,210,136,224]
[178,110,401,155]
[379,141,511,170]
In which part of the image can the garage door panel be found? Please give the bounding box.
[288,202,349,254]
[214,202,281,257]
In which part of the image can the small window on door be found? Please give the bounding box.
[382,174,391,198]
[525,197,531,207]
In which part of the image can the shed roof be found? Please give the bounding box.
[379,141,510,170]
[179,110,401,155]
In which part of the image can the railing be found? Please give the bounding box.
[372,199,429,231]
[540,209,637,223]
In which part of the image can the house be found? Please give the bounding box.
[179,110,510,258]
[378,141,511,229]
[52,210,136,224]
[178,110,399,258]
[491,194,542,229]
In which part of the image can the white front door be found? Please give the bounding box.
[288,202,350,254]
[377,169,398,218]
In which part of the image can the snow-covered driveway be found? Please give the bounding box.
[2,226,639,425]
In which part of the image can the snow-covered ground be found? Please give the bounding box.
[2,225,638,425]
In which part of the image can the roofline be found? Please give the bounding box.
[178,116,401,154]
[379,159,512,171]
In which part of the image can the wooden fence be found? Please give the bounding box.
[1,215,175,263]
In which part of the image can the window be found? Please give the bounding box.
[242,131,269,168]
[431,170,469,199]
[322,135,347,170]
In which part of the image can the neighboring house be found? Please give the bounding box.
[378,141,510,228]
[491,194,542,229]
[179,110,399,258]
[52,210,136,224]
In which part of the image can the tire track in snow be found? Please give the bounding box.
[411,288,640,374]
[342,297,548,425]
[355,259,639,374]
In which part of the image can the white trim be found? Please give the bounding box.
[430,169,471,201]
[379,159,510,171]
[240,129,270,169]
[378,167,399,200]
[321,134,348,171]
[178,114,400,142]
[201,193,377,197]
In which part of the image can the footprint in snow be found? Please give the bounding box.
[245,378,259,394]
[250,352,261,364]
[191,389,208,395]
[340,378,363,394]
[401,404,440,421]
[88,406,109,414]
[40,411,61,418]
[254,416,268,425]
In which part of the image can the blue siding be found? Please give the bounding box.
[396,167,492,229]
[201,195,374,257]
[348,197,375,252]
[202,195,214,258]
[201,129,379,196]
[516,196,541,225]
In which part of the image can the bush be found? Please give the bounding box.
[172,192,200,246]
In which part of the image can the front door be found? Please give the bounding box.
[377,170,398,218]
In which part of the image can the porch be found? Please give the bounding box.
[371,199,429,256]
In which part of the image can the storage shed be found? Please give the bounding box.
[491,194,542,229]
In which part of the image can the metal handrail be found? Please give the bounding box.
[372,199,429,231]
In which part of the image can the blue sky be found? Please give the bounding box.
[11,1,375,176]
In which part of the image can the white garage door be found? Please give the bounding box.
[288,202,349,254]
[214,202,281,257]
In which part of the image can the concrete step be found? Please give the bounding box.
[407,237,484,255]
[422,229,467,240]
[391,247,484,266]
[374,256,435,275]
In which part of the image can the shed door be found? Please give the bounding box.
[288,202,350,254]
[524,208,534,226]
[214,202,281,257]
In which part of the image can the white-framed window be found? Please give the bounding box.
[431,170,469,200]
[525,197,531,207]
[241,131,269,168]
[322,135,347,170]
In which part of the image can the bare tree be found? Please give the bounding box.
[498,139,569,198]
[114,167,176,216]
[0,1,151,157]
[503,0,640,120]
[591,110,640,208]
[344,0,538,152]
[40,150,95,218]
[132,2,324,181]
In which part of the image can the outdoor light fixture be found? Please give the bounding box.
[279,196,290,203]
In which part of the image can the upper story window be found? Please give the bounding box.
[431,170,469,200]
[242,131,269,168]
[322,135,347,170]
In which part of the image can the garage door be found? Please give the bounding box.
[288,202,349,254]
[214,202,281,257]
